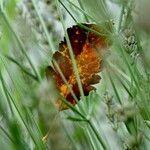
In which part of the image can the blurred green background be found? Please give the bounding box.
[0,0,150,149]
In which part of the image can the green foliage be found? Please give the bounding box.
[0,0,150,149]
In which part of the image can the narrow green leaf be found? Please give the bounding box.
[6,55,38,81]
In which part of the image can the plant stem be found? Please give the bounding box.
[31,0,55,54]
[0,71,14,116]
[59,0,77,22]
[0,11,41,82]
[66,0,97,23]
[118,5,125,32]
[56,0,85,99]
[0,124,15,143]
[88,120,108,150]
[6,55,38,81]
[56,1,109,149]
[0,75,44,149]
[77,0,89,22]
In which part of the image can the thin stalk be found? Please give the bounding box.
[107,67,138,135]
[61,0,108,36]
[6,55,38,81]
[0,124,15,144]
[60,95,107,149]
[0,11,41,82]
[96,0,113,31]
[118,5,125,32]
[77,0,89,22]
[62,0,110,36]
[115,39,138,90]
[0,0,4,12]
[121,2,150,119]
[88,121,108,150]
[53,60,86,113]
[107,69,122,104]
[25,108,44,141]
[24,108,47,149]
[133,25,149,80]
[56,0,85,105]
[107,61,132,84]
[0,75,44,149]
[119,43,150,120]
[66,0,112,35]
[86,128,97,150]
[77,23,108,36]
[59,0,77,22]
[7,91,45,150]
[42,113,59,143]
[53,61,78,102]
[31,0,55,54]
[59,95,86,119]
[65,0,97,22]
[62,123,78,150]
[115,73,134,99]
[0,71,14,116]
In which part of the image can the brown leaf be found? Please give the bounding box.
[46,24,110,110]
